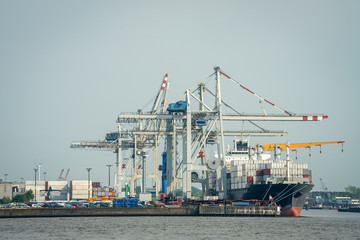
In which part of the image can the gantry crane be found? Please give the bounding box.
[319,177,331,202]
[72,67,330,199]
[257,141,345,152]
[71,74,170,197]
[252,141,344,163]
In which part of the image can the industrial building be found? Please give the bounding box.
[0,180,26,199]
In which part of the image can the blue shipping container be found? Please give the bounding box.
[113,198,127,208]
[233,202,250,206]
[167,101,187,113]
[106,132,119,141]
[195,120,207,126]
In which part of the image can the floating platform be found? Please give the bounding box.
[338,207,360,213]
[0,205,281,218]
[199,204,281,217]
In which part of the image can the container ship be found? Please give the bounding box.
[210,138,314,217]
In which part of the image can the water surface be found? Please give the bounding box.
[1,209,359,239]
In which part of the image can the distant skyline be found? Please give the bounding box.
[0,1,359,191]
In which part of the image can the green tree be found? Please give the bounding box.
[25,190,34,201]
[174,189,183,197]
[12,194,27,202]
[191,186,203,198]
[173,187,203,198]
[0,196,11,204]
[12,190,35,203]
[345,185,360,199]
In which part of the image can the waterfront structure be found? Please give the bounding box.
[70,67,334,216]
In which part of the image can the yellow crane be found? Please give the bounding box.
[253,141,345,153]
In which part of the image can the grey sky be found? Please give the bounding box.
[0,1,359,191]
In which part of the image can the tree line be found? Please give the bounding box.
[0,190,34,204]
[344,185,360,199]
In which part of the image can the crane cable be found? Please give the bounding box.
[219,70,293,116]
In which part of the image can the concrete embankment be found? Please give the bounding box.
[0,207,198,218]
[0,205,281,218]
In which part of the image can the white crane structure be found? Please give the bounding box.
[71,74,170,197]
[71,67,328,199]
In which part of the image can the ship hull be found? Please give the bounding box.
[227,183,313,217]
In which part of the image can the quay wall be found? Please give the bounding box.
[0,205,281,218]
[0,207,198,218]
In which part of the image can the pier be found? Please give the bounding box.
[0,205,281,218]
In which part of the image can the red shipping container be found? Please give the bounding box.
[303,175,309,178]
[263,169,271,175]
[92,182,100,187]
[247,176,254,183]
[256,170,263,176]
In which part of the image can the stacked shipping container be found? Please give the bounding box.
[46,181,68,200]
[71,180,92,200]
[229,160,311,190]
[25,181,46,201]
[92,187,116,197]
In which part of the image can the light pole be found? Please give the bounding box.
[106,165,112,188]
[86,168,92,201]
[4,174,8,194]
[34,168,38,201]
[44,172,47,182]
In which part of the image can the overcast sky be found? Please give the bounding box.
[0,1,359,191]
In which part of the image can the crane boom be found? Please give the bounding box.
[57,169,64,181]
[255,141,345,151]
[319,178,328,192]
[64,168,70,181]
[144,74,169,131]
[151,73,168,113]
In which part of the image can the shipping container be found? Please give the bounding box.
[247,176,253,183]
[92,182,100,187]
[256,170,263,176]
[263,169,271,175]
[233,202,250,206]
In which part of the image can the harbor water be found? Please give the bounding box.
[0,209,359,240]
